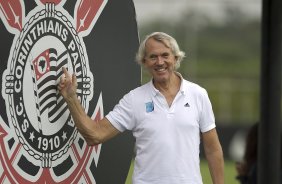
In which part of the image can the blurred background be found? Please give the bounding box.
[127,0,263,183]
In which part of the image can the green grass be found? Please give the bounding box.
[125,160,134,184]
[125,159,238,184]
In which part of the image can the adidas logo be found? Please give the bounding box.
[184,102,190,107]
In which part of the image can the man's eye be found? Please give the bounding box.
[150,56,157,60]
[162,54,169,58]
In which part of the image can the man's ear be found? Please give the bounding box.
[174,56,178,63]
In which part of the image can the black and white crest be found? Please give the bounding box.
[0,0,139,183]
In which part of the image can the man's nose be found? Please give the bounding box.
[155,56,165,64]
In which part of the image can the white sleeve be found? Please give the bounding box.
[199,89,216,133]
[105,91,135,132]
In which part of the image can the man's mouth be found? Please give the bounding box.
[155,67,166,72]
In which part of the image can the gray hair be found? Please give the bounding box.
[136,32,185,69]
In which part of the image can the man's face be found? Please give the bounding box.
[143,38,176,83]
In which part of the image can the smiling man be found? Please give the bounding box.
[58,32,224,184]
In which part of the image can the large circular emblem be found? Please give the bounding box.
[0,1,101,183]
[1,0,138,183]
[7,5,91,166]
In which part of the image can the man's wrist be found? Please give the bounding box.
[65,93,78,104]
